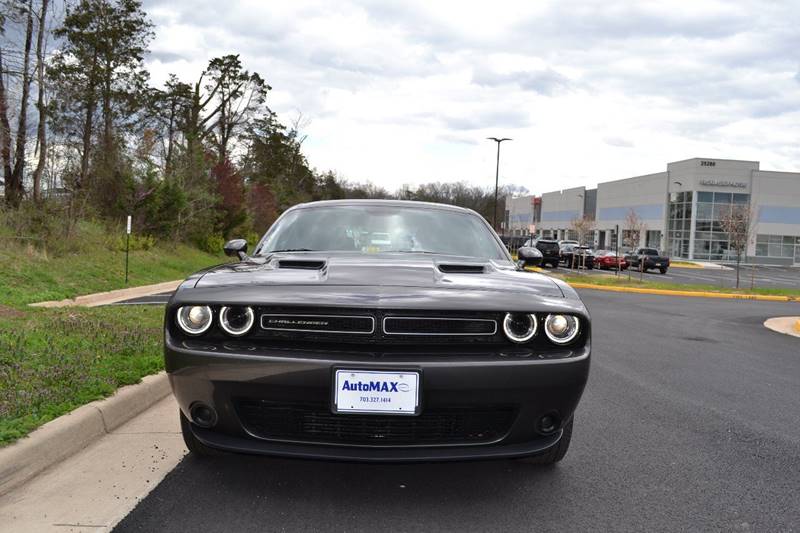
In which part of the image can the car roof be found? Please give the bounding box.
[287,199,477,215]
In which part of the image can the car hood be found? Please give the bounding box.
[189,253,564,299]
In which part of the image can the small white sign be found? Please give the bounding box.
[126,215,132,235]
[334,370,419,415]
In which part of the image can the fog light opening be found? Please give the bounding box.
[537,412,560,435]
[190,403,218,428]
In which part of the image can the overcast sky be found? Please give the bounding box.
[143,0,800,195]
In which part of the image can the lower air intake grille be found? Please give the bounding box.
[236,401,515,446]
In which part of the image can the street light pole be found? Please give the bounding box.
[487,137,512,231]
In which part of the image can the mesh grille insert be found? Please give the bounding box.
[384,317,497,335]
[237,401,516,446]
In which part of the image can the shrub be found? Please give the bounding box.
[197,233,226,254]
[112,234,156,251]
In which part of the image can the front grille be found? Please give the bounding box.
[236,400,516,446]
[383,317,497,335]
[253,308,507,345]
[261,314,375,334]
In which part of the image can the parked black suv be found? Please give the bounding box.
[532,239,561,268]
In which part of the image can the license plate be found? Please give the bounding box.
[655,263,662,266]
[333,370,420,415]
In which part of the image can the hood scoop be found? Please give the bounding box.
[437,263,486,274]
[277,259,327,270]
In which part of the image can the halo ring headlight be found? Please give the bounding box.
[544,314,580,345]
[219,306,255,336]
[176,305,213,335]
[503,313,538,343]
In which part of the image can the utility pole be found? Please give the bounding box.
[487,137,512,231]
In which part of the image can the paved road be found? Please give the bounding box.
[114,291,800,532]
[548,263,800,289]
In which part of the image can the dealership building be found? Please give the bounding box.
[504,158,800,265]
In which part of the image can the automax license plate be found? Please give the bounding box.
[333,370,420,415]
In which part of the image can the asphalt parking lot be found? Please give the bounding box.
[114,290,800,532]
[548,263,800,289]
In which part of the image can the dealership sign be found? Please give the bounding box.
[699,179,747,188]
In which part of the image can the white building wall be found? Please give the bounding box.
[539,187,585,239]
[504,195,535,235]
[596,172,667,249]
[750,171,800,264]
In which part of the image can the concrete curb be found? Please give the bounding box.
[764,317,800,338]
[566,282,799,302]
[29,280,182,308]
[670,262,704,269]
[0,372,171,497]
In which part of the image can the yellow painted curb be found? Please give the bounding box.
[670,262,704,269]
[566,282,798,302]
[524,266,546,273]
[794,319,800,334]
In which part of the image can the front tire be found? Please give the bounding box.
[180,411,222,457]
[516,418,573,465]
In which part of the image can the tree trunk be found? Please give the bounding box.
[164,98,176,176]
[102,55,113,151]
[735,251,741,289]
[32,0,50,202]
[0,50,13,202]
[8,0,36,206]
[79,50,99,190]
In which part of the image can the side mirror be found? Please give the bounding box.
[517,246,543,267]
[223,239,248,260]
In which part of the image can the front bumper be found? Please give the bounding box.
[166,335,590,461]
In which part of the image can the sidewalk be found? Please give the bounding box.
[29,280,182,308]
[0,396,184,533]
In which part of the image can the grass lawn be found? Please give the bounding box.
[557,272,800,298]
[0,306,164,445]
[0,221,225,446]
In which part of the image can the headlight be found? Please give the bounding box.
[544,314,580,345]
[503,313,538,343]
[219,306,255,336]
[176,305,213,335]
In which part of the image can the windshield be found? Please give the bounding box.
[257,205,507,260]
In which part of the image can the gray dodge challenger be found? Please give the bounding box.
[165,200,590,463]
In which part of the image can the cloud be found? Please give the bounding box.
[439,108,532,131]
[472,67,572,96]
[141,0,800,193]
[604,137,634,148]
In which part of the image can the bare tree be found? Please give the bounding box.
[719,204,757,289]
[569,215,595,270]
[569,215,595,246]
[623,209,647,280]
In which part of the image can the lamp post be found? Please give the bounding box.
[487,137,512,231]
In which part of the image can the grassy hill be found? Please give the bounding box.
[0,220,224,307]
[0,220,226,445]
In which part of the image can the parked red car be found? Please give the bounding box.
[595,250,628,270]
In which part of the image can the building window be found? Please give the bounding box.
[693,191,749,260]
[755,234,800,260]
[646,230,661,248]
[667,191,692,258]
